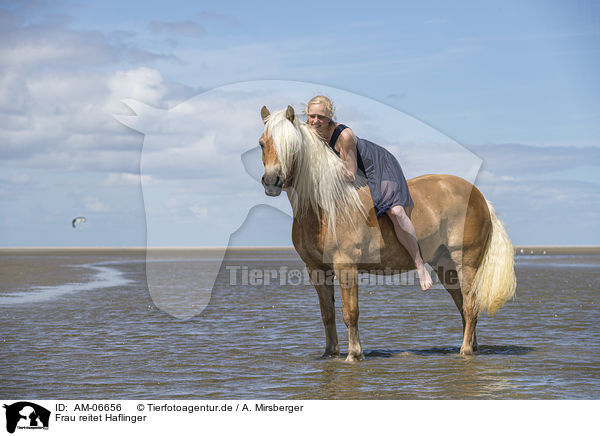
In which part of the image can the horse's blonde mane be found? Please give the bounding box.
[265,108,367,231]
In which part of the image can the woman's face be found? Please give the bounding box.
[306,103,331,139]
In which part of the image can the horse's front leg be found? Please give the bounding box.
[335,264,363,361]
[307,265,339,358]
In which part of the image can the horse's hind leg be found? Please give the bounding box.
[308,265,339,357]
[456,262,480,356]
[448,288,478,354]
[436,254,479,355]
[460,296,479,355]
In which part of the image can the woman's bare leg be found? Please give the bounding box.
[387,206,433,291]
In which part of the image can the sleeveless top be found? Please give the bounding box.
[328,124,413,217]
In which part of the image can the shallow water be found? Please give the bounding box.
[0,248,598,399]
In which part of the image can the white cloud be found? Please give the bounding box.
[106,68,169,112]
[189,204,208,219]
[7,173,30,184]
[83,196,109,212]
[102,172,153,186]
[0,64,184,173]
[0,10,170,71]
[164,197,178,209]
[0,4,193,173]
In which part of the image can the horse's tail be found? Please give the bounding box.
[471,201,517,315]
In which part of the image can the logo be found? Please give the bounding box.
[3,402,50,434]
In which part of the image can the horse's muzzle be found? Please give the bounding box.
[262,171,284,197]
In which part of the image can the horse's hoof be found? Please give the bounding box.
[460,347,474,356]
[321,351,340,359]
[345,353,364,362]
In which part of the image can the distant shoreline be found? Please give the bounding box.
[514,246,600,254]
[1,246,599,255]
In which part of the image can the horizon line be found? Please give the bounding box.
[1,245,600,250]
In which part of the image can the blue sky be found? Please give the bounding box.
[1,0,599,246]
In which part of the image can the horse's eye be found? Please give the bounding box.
[259,141,265,149]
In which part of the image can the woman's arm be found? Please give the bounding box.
[336,128,358,182]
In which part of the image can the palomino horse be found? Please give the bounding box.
[259,105,516,360]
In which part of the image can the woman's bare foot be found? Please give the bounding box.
[417,265,433,291]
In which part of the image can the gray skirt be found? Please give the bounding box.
[355,137,413,217]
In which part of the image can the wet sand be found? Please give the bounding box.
[0,248,146,290]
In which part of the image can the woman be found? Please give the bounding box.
[305,95,433,291]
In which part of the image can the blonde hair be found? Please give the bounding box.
[304,95,336,121]
[263,108,366,234]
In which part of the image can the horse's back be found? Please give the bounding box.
[408,174,489,224]
[294,174,491,271]
[406,174,491,262]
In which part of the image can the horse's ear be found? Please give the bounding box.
[285,105,295,123]
[260,106,270,124]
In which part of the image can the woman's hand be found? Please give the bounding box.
[342,168,356,182]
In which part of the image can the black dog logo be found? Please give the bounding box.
[3,402,50,434]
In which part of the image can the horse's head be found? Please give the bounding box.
[259,105,297,197]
